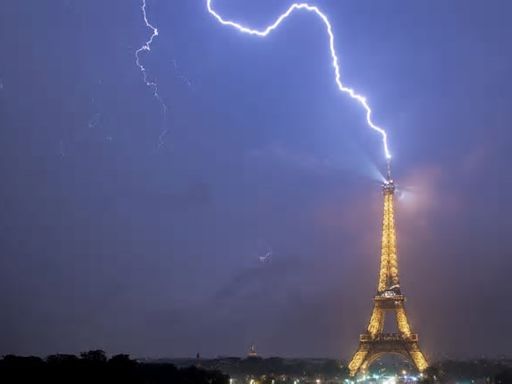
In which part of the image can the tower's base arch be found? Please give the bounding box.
[349,333,428,377]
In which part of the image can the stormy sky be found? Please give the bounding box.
[0,0,511,359]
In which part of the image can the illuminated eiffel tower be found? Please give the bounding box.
[348,162,428,377]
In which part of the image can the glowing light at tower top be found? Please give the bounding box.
[206,0,392,160]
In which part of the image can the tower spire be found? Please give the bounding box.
[386,158,392,182]
[379,162,399,294]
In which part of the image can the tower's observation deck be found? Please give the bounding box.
[348,165,428,376]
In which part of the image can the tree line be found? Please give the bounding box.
[0,350,228,384]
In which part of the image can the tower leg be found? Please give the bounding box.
[348,346,369,377]
[395,305,412,337]
[367,306,385,337]
[407,343,429,372]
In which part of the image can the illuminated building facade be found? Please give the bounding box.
[348,167,428,376]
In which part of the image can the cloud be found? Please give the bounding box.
[247,143,334,174]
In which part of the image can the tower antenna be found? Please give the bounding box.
[386,158,392,182]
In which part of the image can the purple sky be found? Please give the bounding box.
[0,0,511,359]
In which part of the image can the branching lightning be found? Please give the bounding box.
[135,0,168,147]
[206,0,392,159]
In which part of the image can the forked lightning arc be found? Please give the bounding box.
[206,0,392,160]
[135,0,166,113]
[135,1,393,160]
[135,0,168,147]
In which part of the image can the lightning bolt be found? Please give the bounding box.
[206,0,392,159]
[135,0,168,147]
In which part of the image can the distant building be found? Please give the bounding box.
[248,344,258,358]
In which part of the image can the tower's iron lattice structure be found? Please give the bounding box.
[348,164,428,376]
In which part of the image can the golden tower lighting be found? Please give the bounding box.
[348,162,428,376]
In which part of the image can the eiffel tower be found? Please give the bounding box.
[348,161,428,376]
